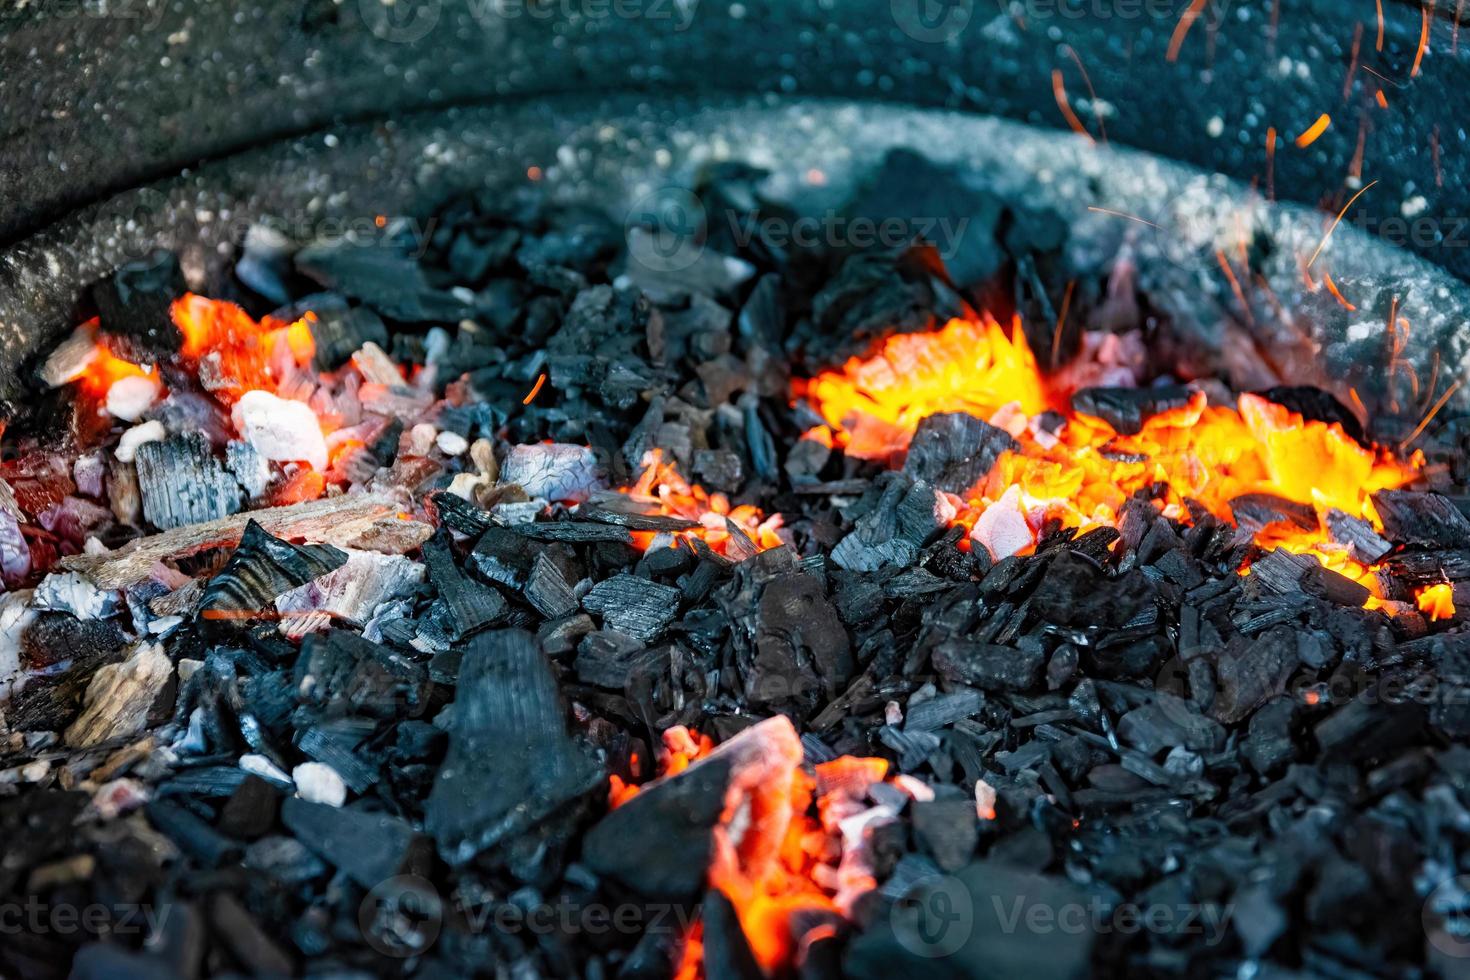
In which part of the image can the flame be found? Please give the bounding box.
[171,294,315,401]
[1418,583,1456,621]
[614,725,892,979]
[800,315,1419,599]
[617,450,784,556]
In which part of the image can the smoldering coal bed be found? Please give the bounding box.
[3,98,1470,980]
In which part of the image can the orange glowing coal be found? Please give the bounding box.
[171,293,316,401]
[799,314,1420,601]
[612,719,899,979]
[1418,583,1456,621]
[618,449,784,557]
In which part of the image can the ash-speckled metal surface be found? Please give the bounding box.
[1,95,1465,431]
[0,0,1465,276]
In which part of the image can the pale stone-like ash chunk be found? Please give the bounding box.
[105,374,162,421]
[971,484,1034,562]
[499,443,602,503]
[232,390,328,471]
[293,762,348,807]
[115,420,165,463]
[33,571,119,620]
[64,643,174,748]
[275,549,426,626]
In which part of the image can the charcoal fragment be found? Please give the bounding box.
[912,798,980,871]
[199,520,346,618]
[1372,490,1470,549]
[902,412,1017,494]
[91,250,186,358]
[582,573,681,643]
[1071,385,1194,435]
[933,640,1044,692]
[422,529,506,639]
[134,433,242,530]
[425,630,601,863]
[282,797,426,887]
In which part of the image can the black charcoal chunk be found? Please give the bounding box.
[1325,508,1393,563]
[135,433,242,531]
[525,552,580,619]
[199,520,345,617]
[903,412,1018,495]
[1071,385,1194,435]
[1211,627,1299,724]
[582,573,681,643]
[933,640,1045,692]
[295,629,428,718]
[1229,493,1318,533]
[912,798,980,871]
[92,249,186,358]
[1372,490,1470,549]
[425,630,602,864]
[1256,385,1365,442]
[282,797,425,888]
[422,529,506,639]
[309,304,389,371]
[296,238,471,322]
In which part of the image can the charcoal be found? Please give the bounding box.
[1115,694,1225,754]
[580,504,700,532]
[933,640,1045,692]
[1242,697,1298,775]
[91,250,186,358]
[1256,385,1365,442]
[425,630,602,863]
[510,521,633,544]
[1229,493,1318,533]
[32,571,119,620]
[296,723,381,793]
[134,433,242,530]
[282,797,426,887]
[905,689,985,733]
[902,412,1018,494]
[750,571,854,696]
[525,552,580,619]
[243,834,327,884]
[422,529,506,639]
[199,520,346,618]
[500,443,602,503]
[582,573,681,643]
[1325,508,1393,563]
[295,238,471,322]
[848,860,1096,978]
[703,888,766,980]
[1071,384,1195,435]
[1372,490,1470,549]
[295,629,428,718]
[574,632,664,689]
[1029,552,1156,629]
[145,800,241,866]
[309,304,389,371]
[276,549,424,625]
[584,716,801,899]
[218,774,282,839]
[1211,627,1299,723]
[1301,561,1372,606]
[912,798,980,871]
[209,892,295,976]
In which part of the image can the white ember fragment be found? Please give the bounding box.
[240,754,293,787]
[293,762,348,807]
[33,571,118,620]
[447,472,484,500]
[232,390,328,471]
[971,485,1034,562]
[975,777,998,820]
[436,430,468,456]
[105,373,162,421]
[0,593,35,702]
[115,420,166,463]
[275,549,425,625]
[500,443,602,502]
[409,423,438,456]
[64,644,174,748]
[351,341,405,386]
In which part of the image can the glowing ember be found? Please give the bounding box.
[1418,583,1456,621]
[171,293,316,401]
[617,449,784,556]
[613,719,897,979]
[799,314,1419,598]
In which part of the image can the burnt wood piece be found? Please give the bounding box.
[1229,493,1318,534]
[934,640,1045,692]
[422,528,506,639]
[198,520,346,618]
[582,573,681,643]
[1325,508,1393,563]
[282,797,427,888]
[91,250,187,359]
[60,493,398,588]
[1071,385,1194,435]
[902,412,1018,495]
[1381,550,1470,586]
[425,629,602,864]
[1255,385,1365,443]
[134,433,243,531]
[1371,490,1470,549]
[295,629,428,719]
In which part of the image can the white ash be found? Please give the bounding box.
[33,571,119,620]
[0,593,34,702]
[491,499,547,525]
[177,707,207,755]
[115,420,166,463]
[275,549,425,626]
[436,430,468,456]
[362,596,414,645]
[64,643,174,748]
[292,762,348,807]
[279,610,334,639]
[409,423,438,456]
[231,389,328,471]
[147,615,184,638]
[177,659,205,684]
[38,326,98,388]
[446,471,485,500]
[500,443,602,503]
[0,511,29,585]
[240,753,294,789]
[351,341,404,386]
[105,373,162,421]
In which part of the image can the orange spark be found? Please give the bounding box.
[1412,2,1431,77]
[1051,69,1096,144]
[1306,179,1378,268]
[1295,113,1332,148]
[1376,0,1386,49]
[1167,0,1210,62]
[522,372,547,405]
[1322,271,1357,310]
